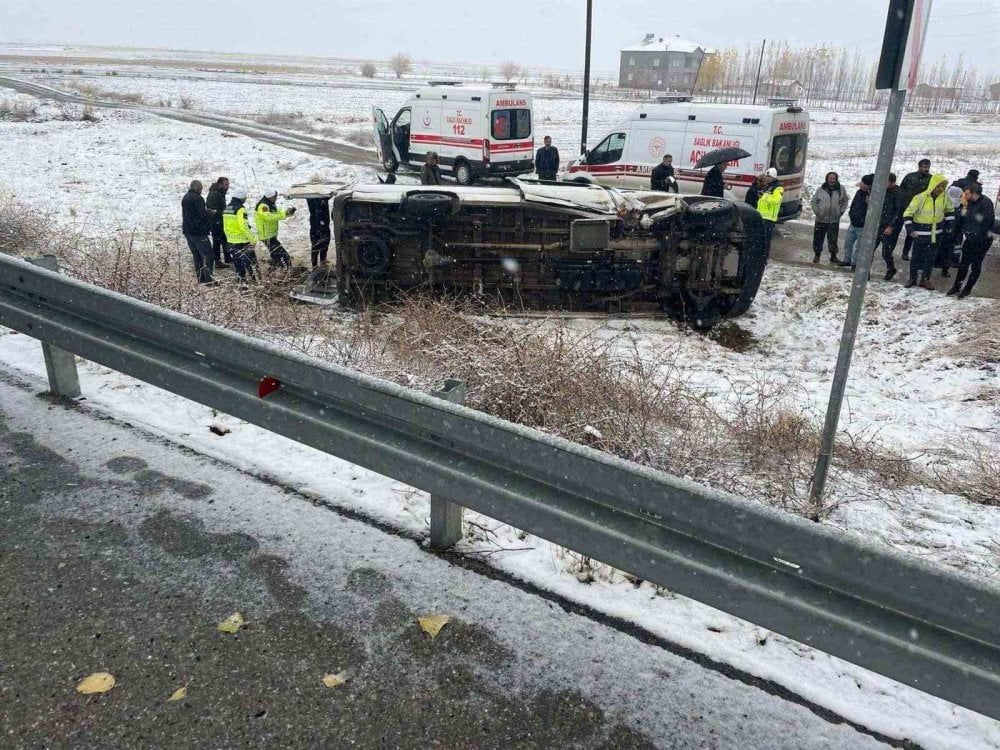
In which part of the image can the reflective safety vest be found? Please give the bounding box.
[756,184,784,223]
[255,201,287,241]
[222,204,256,245]
[903,174,954,244]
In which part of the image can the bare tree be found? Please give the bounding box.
[388,53,412,79]
[499,61,521,81]
[360,62,377,79]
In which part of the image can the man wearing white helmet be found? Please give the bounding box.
[755,167,784,257]
[222,186,260,282]
[255,188,296,271]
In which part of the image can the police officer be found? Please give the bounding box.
[222,187,259,282]
[255,188,296,270]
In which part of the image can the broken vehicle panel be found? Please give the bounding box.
[295,178,768,328]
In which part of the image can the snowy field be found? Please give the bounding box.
[2,47,999,748]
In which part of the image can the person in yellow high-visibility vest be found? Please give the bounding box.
[903,173,954,290]
[222,187,259,282]
[755,168,784,257]
[255,188,296,271]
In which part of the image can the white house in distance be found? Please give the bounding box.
[619,33,714,92]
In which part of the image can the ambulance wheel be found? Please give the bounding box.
[355,235,392,277]
[454,160,474,186]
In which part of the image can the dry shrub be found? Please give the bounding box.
[0,99,36,121]
[343,128,372,146]
[254,111,309,128]
[939,303,1000,367]
[178,95,196,110]
[929,435,1000,507]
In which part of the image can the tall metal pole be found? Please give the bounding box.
[809,86,908,515]
[751,39,766,104]
[580,0,593,154]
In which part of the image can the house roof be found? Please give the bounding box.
[622,34,713,54]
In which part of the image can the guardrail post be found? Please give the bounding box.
[429,378,466,549]
[26,255,81,399]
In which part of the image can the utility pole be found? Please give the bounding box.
[810,0,933,515]
[751,39,766,104]
[580,0,593,154]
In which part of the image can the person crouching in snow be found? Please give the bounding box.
[255,188,296,271]
[222,187,260,282]
[902,174,954,290]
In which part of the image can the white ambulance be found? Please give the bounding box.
[566,98,810,221]
[372,82,535,185]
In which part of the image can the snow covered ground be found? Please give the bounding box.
[2,48,999,747]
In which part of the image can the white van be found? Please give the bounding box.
[566,99,810,221]
[372,82,535,185]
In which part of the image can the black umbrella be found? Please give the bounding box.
[694,147,752,169]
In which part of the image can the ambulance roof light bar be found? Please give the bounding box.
[490,82,518,90]
[655,95,692,103]
[767,97,799,107]
[427,80,462,86]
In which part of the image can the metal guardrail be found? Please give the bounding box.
[1,252,999,721]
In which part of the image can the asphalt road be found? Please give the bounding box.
[0,363,904,749]
[0,76,379,167]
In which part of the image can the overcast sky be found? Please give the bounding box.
[3,0,999,76]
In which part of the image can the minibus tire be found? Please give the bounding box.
[355,235,392,277]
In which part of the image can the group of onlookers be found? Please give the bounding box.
[181,177,332,285]
[809,161,994,298]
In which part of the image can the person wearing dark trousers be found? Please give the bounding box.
[181,179,217,285]
[948,182,995,299]
[307,196,331,268]
[902,174,953,290]
[701,163,725,197]
[809,171,848,263]
[755,169,783,257]
[650,154,678,193]
[936,186,965,278]
[255,188,295,271]
[206,176,231,266]
[879,173,903,280]
[535,136,560,181]
[898,159,932,261]
[222,187,260,282]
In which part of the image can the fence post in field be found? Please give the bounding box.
[27,255,81,399]
[429,378,466,549]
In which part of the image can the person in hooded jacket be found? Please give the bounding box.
[307,195,331,268]
[948,182,995,299]
[902,173,955,289]
[255,188,296,271]
[205,176,231,267]
[809,171,848,263]
[897,159,932,261]
[222,187,259,282]
[701,163,725,198]
[935,185,965,278]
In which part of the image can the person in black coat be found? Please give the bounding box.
[948,182,996,298]
[701,163,725,197]
[181,180,217,284]
[307,196,331,268]
[650,154,678,193]
[745,173,766,209]
[951,169,980,192]
[880,174,904,280]
[535,136,559,181]
[205,176,230,266]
